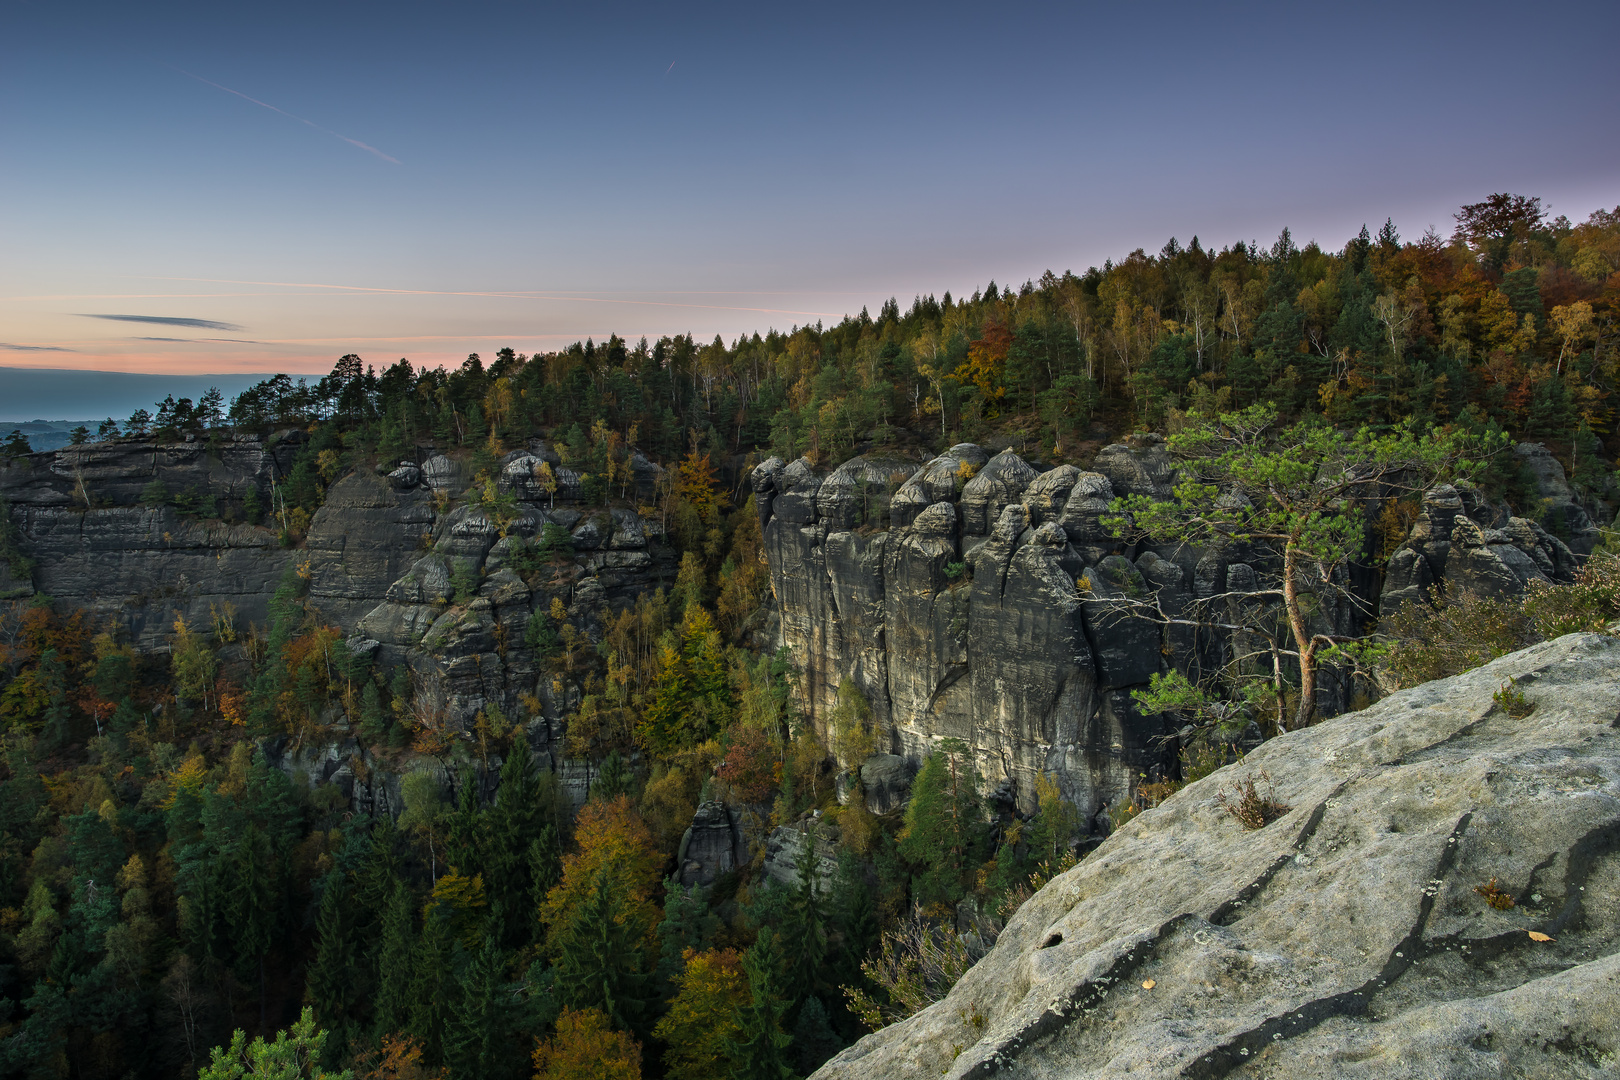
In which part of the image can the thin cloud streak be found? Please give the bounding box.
[133,336,266,344]
[168,65,401,164]
[155,277,844,319]
[80,314,245,331]
[0,343,76,352]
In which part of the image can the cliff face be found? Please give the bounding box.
[753,439,1314,817]
[0,436,299,644]
[1,437,672,801]
[811,632,1620,1080]
[757,437,1607,819]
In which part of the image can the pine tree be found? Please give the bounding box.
[725,927,794,1080]
[307,871,361,1055]
[372,880,416,1041]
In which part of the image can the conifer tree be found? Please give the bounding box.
[444,932,515,1080]
[550,863,654,1035]
[779,840,826,1011]
[307,872,361,1056]
[792,996,842,1075]
[655,878,718,998]
[725,927,794,1080]
[407,906,457,1063]
[898,738,988,906]
[372,880,416,1041]
[486,742,541,948]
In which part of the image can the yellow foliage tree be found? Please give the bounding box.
[541,796,662,957]
[531,1007,640,1080]
[651,949,749,1080]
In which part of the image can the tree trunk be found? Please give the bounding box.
[1281,540,1318,730]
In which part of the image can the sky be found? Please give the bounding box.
[2,0,1617,413]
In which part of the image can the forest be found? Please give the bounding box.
[2,194,1619,1079]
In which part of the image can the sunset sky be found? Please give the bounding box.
[3,0,1617,393]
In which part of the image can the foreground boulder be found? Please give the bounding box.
[813,633,1620,1080]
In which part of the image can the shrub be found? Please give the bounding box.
[1216,772,1290,830]
[1382,587,1535,687]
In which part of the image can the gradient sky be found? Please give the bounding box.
[3,0,1617,385]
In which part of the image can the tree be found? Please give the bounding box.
[724,928,794,1080]
[444,932,516,1080]
[308,871,362,1055]
[68,426,89,446]
[531,1007,641,1080]
[1110,403,1477,728]
[95,417,119,441]
[3,429,32,458]
[198,1007,354,1080]
[199,386,226,428]
[541,797,662,1034]
[652,948,750,1080]
[898,738,988,906]
[373,881,417,1040]
[1453,193,1546,270]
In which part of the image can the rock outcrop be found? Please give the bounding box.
[812,632,1620,1080]
[0,437,677,781]
[0,436,299,645]
[753,442,1352,817]
[1380,482,1581,611]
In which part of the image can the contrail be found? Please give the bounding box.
[666,61,676,74]
[167,65,401,164]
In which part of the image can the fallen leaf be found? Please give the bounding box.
[1141,979,1156,989]
[1527,931,1553,942]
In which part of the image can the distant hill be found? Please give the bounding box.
[0,367,275,426]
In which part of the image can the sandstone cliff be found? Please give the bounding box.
[812,631,1620,1080]
[753,438,1354,818]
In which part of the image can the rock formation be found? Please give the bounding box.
[1380,479,1582,611]
[812,631,1620,1080]
[0,435,672,804]
[753,438,1321,818]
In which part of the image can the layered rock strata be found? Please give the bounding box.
[812,632,1620,1080]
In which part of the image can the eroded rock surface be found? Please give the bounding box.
[812,633,1620,1080]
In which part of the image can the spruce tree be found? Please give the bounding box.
[897,739,987,907]
[551,863,654,1035]
[408,905,458,1064]
[306,871,360,1056]
[655,878,718,998]
[486,742,540,948]
[792,996,843,1075]
[443,767,484,874]
[726,927,794,1080]
[372,880,416,1040]
[830,850,877,995]
[444,931,515,1080]
[779,839,826,1011]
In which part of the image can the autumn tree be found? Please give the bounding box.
[531,1007,641,1080]
[652,948,750,1080]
